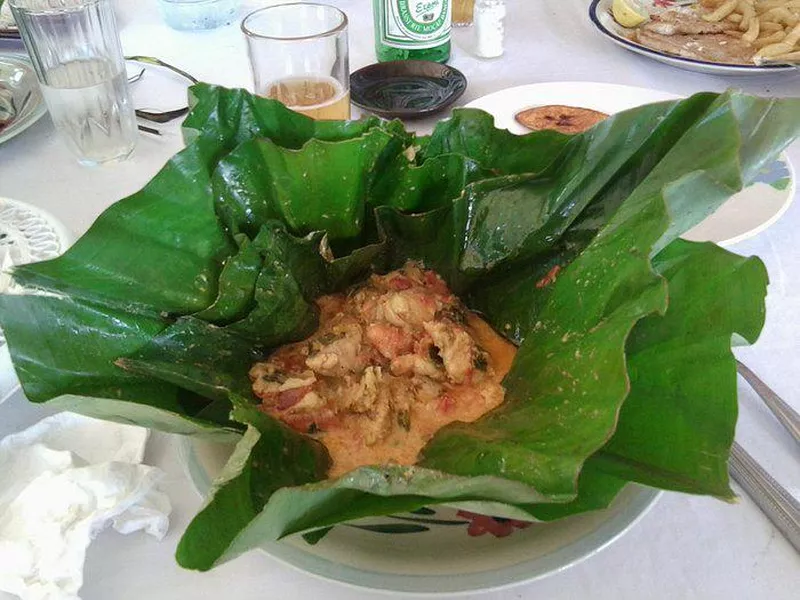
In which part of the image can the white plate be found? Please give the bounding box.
[0,197,73,405]
[181,437,660,595]
[0,54,46,145]
[465,82,795,247]
[588,0,799,76]
[0,3,18,39]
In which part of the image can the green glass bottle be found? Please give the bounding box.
[373,0,451,63]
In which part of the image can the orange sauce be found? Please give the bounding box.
[321,313,517,477]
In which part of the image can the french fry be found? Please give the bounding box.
[759,21,785,32]
[753,30,787,46]
[744,13,762,39]
[755,50,800,64]
[755,40,795,57]
[755,0,785,13]
[783,20,800,43]
[772,49,800,59]
[739,0,756,29]
[756,0,800,12]
[702,0,739,21]
[762,7,796,24]
[728,12,744,22]
[755,0,797,13]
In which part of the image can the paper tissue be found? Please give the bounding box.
[0,412,171,600]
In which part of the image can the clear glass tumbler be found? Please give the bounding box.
[10,0,137,166]
[242,3,350,120]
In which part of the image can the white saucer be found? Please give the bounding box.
[465,82,795,247]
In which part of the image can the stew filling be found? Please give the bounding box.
[250,263,517,477]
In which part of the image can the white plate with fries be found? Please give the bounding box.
[589,0,800,75]
[466,82,796,246]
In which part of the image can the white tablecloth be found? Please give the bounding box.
[1,1,798,598]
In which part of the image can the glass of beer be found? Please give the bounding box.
[242,3,350,120]
[453,0,475,26]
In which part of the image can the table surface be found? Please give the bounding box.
[1,1,799,598]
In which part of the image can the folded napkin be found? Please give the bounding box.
[0,413,171,600]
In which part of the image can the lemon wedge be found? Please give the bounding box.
[612,0,649,28]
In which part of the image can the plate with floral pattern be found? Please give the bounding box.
[180,436,660,594]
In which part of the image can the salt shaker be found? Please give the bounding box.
[474,0,506,58]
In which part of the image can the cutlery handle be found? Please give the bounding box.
[729,442,800,553]
[137,124,161,136]
[736,360,800,446]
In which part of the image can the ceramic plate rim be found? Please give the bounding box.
[588,0,798,75]
[464,81,795,247]
[0,197,73,405]
[179,436,662,595]
[0,53,47,145]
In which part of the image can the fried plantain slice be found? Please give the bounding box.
[514,104,610,134]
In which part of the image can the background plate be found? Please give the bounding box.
[0,53,46,145]
[0,197,73,405]
[465,82,795,247]
[181,436,660,594]
[589,0,799,76]
[0,2,19,39]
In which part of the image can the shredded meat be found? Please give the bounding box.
[249,263,517,477]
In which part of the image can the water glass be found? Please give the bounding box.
[10,0,137,166]
[242,3,350,120]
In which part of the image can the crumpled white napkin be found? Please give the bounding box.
[0,412,171,600]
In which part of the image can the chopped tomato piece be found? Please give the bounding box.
[438,393,456,414]
[277,386,312,410]
[535,265,562,289]
[424,270,449,295]
[366,323,414,359]
[387,275,413,290]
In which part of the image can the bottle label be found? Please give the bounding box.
[380,0,451,49]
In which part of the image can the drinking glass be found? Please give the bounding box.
[453,0,475,26]
[242,3,350,120]
[10,0,137,166]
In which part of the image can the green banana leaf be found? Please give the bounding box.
[1,83,798,572]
